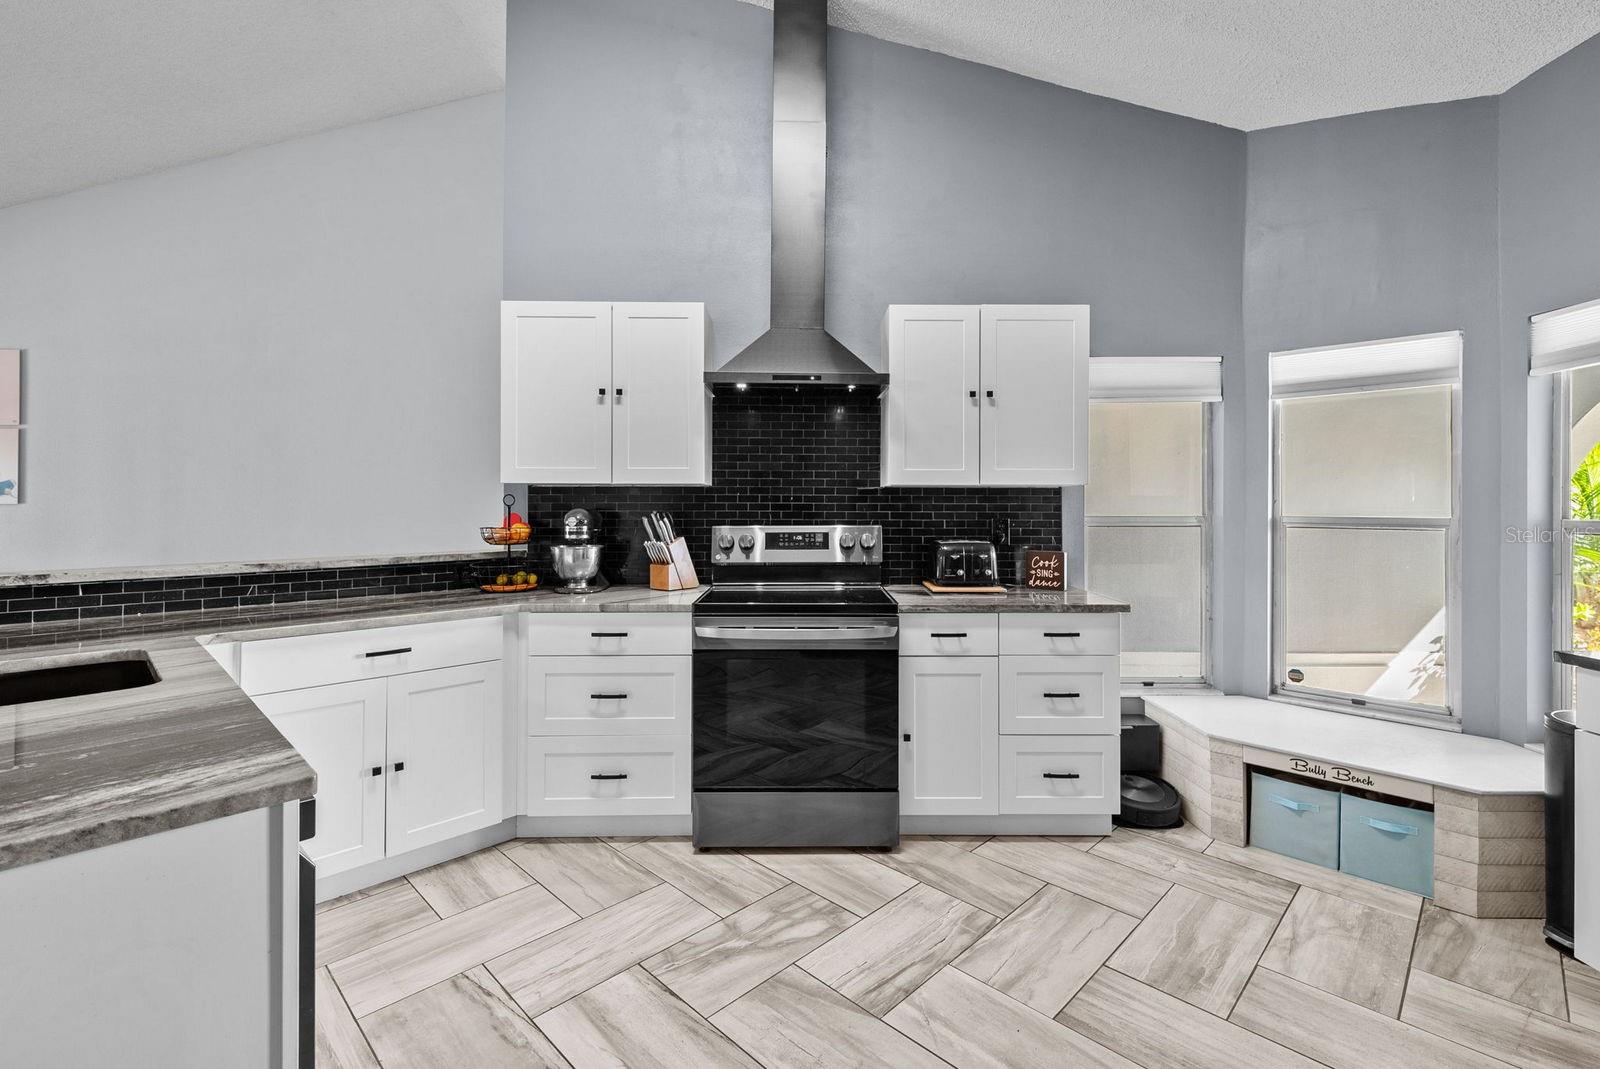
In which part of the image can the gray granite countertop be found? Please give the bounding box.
[886,585,1130,612]
[0,583,704,872]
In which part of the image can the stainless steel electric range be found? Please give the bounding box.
[691,524,899,849]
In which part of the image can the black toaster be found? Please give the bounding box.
[927,539,999,586]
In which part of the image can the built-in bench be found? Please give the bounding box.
[1143,694,1545,918]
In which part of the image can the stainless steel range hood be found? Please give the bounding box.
[705,0,885,389]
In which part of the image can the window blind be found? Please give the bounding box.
[1270,330,1461,399]
[1088,357,1222,402]
[1530,297,1600,376]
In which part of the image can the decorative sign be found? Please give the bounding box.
[0,349,17,426]
[0,427,16,504]
[1243,746,1434,804]
[1018,548,1065,590]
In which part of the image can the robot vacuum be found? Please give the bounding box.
[1114,773,1183,829]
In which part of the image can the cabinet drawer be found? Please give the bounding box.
[898,614,999,657]
[999,735,1118,815]
[1340,793,1434,897]
[999,656,1117,734]
[1249,772,1341,870]
[524,736,690,816]
[526,613,691,656]
[999,614,1119,657]
[240,617,502,696]
[528,656,690,736]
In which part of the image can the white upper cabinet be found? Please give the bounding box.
[501,301,708,485]
[611,303,711,485]
[980,305,1090,485]
[880,304,1090,486]
[501,302,612,484]
[881,306,981,486]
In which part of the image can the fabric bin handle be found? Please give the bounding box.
[1266,794,1319,813]
[1364,817,1419,836]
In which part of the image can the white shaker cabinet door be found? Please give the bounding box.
[383,662,504,856]
[611,303,709,485]
[899,656,999,815]
[979,304,1090,485]
[501,301,612,483]
[881,305,981,485]
[256,678,388,878]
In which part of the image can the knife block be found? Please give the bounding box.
[650,537,700,591]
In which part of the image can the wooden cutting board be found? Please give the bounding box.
[921,580,1007,594]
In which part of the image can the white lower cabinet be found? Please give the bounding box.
[525,736,690,816]
[1000,735,1118,814]
[254,678,388,876]
[385,662,504,856]
[899,656,999,816]
[527,656,690,736]
[252,648,504,878]
[898,612,1122,821]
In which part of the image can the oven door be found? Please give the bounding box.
[692,616,898,793]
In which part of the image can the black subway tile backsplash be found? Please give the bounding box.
[528,388,1063,586]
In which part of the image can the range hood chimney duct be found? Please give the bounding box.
[705,0,885,388]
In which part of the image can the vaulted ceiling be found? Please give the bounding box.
[2,0,1597,209]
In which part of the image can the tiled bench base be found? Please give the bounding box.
[1145,705,1544,919]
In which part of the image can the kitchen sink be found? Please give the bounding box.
[0,654,160,705]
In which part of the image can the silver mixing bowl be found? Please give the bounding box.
[550,543,607,594]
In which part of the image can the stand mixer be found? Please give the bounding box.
[550,507,608,594]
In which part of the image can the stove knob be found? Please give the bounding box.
[737,534,755,553]
[717,533,734,551]
[860,532,877,550]
[839,532,856,551]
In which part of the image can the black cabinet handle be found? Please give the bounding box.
[1043,692,1082,699]
[931,632,968,638]
[590,631,629,638]
[370,766,382,778]
[903,733,911,742]
[986,389,995,399]
[590,772,628,781]
[597,387,607,397]
[1043,632,1081,639]
[1042,772,1080,780]
[968,389,977,399]
[614,387,623,398]
[393,761,405,773]
[589,692,628,700]
[364,647,413,658]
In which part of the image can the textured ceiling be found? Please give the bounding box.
[2,0,1598,209]
[736,0,1600,130]
[0,0,503,209]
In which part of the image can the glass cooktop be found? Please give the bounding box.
[695,583,896,616]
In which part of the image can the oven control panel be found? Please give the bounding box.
[712,524,882,565]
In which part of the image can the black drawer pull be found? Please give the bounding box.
[370,766,382,778]
[1043,632,1081,639]
[1043,692,1082,699]
[590,631,629,638]
[393,761,405,773]
[1042,771,1080,780]
[931,632,968,639]
[590,772,629,781]
[589,692,628,700]
[364,647,413,658]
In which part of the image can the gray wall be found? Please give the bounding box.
[503,0,1246,369]
[1233,99,1503,736]
[1499,32,1600,739]
[0,94,505,573]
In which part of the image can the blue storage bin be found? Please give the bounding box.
[1340,793,1434,897]
[1249,771,1340,869]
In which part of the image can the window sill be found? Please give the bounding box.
[1121,682,1220,697]
[1268,689,1461,733]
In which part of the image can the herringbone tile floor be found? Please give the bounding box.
[313,825,1600,1068]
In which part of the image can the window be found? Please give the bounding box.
[1533,297,1600,705]
[1270,332,1461,718]
[1085,358,1218,685]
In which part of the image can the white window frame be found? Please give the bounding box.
[1269,361,1463,725]
[1088,398,1209,684]
[1552,370,1600,709]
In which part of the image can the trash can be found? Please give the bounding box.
[1547,709,1576,952]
